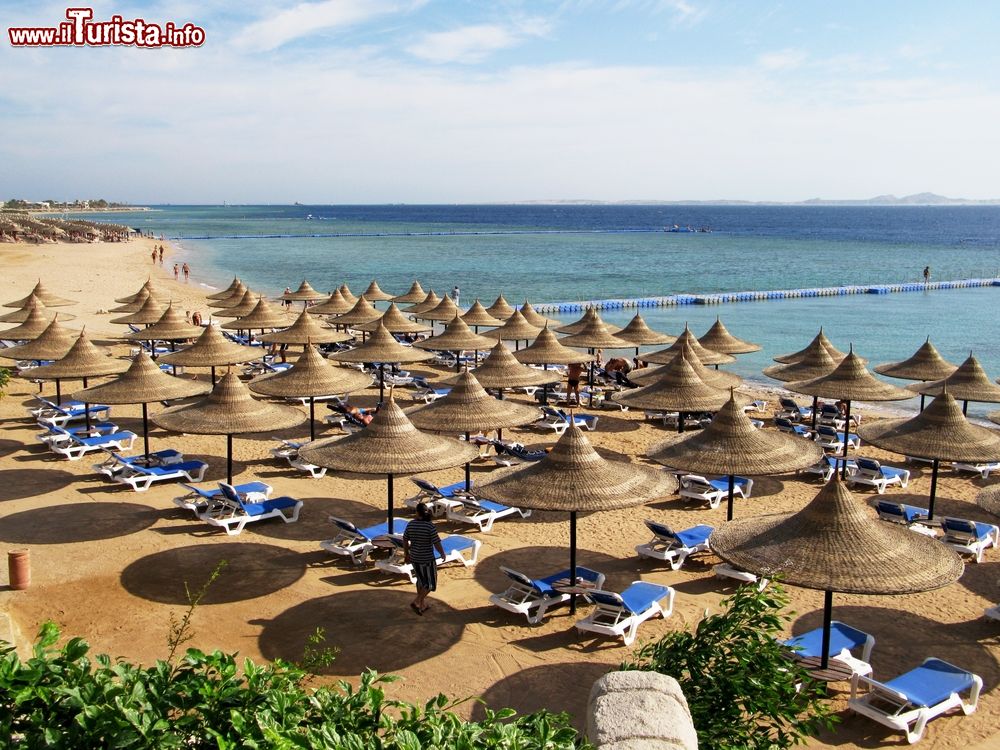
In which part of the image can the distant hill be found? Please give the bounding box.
[516,193,1000,206]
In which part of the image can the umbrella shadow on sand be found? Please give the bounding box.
[0,439,26,460]
[256,589,469,675]
[121,542,306,604]
[472,662,611,731]
[0,501,158,543]
[252,497,380,543]
[473,545,630,596]
[0,467,77,501]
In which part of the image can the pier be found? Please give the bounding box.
[531,278,1000,314]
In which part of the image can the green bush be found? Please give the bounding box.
[0,622,587,749]
[620,583,837,750]
[0,367,10,399]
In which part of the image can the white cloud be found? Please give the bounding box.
[407,17,551,65]
[232,0,413,52]
[757,48,807,71]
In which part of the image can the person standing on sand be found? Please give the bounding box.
[173,263,179,280]
[567,361,584,404]
[158,246,164,264]
[151,249,157,264]
[403,502,446,615]
[182,263,190,282]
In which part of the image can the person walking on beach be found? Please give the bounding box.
[923,265,930,283]
[158,246,164,264]
[403,503,445,615]
[182,262,190,282]
[282,287,292,309]
[451,285,460,306]
[151,248,157,264]
[567,361,584,404]
[173,263,179,280]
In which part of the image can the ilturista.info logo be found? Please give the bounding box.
[8,7,205,48]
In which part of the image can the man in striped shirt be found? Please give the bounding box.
[403,503,446,615]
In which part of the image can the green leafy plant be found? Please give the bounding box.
[165,560,227,662]
[0,622,587,748]
[620,583,837,750]
[0,367,10,399]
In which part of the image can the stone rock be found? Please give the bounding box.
[587,670,697,750]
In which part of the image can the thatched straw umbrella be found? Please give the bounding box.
[110,295,166,327]
[23,331,128,407]
[115,280,165,306]
[519,301,559,329]
[0,304,71,340]
[485,294,516,321]
[206,282,249,309]
[405,290,442,318]
[72,352,210,457]
[358,303,432,336]
[257,310,351,347]
[153,371,306,484]
[559,315,633,405]
[644,325,735,367]
[280,280,327,307]
[329,323,434,404]
[307,289,354,317]
[413,315,495,372]
[875,338,958,411]
[123,303,202,343]
[461,300,503,331]
[331,297,382,334]
[773,328,846,365]
[4,280,76,308]
[0,296,75,324]
[338,283,358,304]
[487,310,541,350]
[763,343,839,430]
[109,288,157,314]
[408,370,541,488]
[698,317,761,354]
[220,296,289,333]
[212,289,258,316]
[556,307,623,336]
[451,342,561,394]
[648,393,823,519]
[421,295,462,323]
[910,354,1000,416]
[616,314,675,356]
[787,350,912,477]
[249,343,372,440]
[205,277,242,301]
[479,425,676,612]
[514,327,594,404]
[0,316,77,361]
[299,397,479,526]
[630,341,742,390]
[613,351,745,432]
[361,280,395,303]
[392,280,427,305]
[158,325,262,384]
[858,391,1000,519]
[712,479,963,670]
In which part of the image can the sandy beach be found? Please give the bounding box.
[1,236,999,748]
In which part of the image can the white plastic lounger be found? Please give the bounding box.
[196,483,302,535]
[32,398,111,427]
[847,458,910,494]
[678,474,753,510]
[876,501,937,537]
[951,461,1000,479]
[575,581,675,646]
[775,416,813,439]
[848,658,981,744]
[404,477,472,516]
[269,438,328,478]
[814,425,861,452]
[92,448,185,478]
[712,563,768,589]
[173,481,273,513]
[320,517,408,565]
[107,457,209,492]
[373,533,481,582]
[489,566,606,624]
[536,406,599,435]
[48,429,137,461]
[940,517,999,563]
[445,496,531,533]
[39,422,120,447]
[635,520,713,571]
[781,620,874,679]
[776,397,811,422]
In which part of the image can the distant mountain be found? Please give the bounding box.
[515,193,1000,206]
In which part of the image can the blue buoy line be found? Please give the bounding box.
[169,228,672,240]
[530,278,1000,314]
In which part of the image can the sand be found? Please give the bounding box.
[1,236,999,748]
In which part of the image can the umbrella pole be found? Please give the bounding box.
[387,472,395,527]
[542,364,549,405]
[811,396,818,431]
[677,412,685,433]
[465,432,472,491]
[963,400,969,416]
[309,397,316,441]
[83,377,92,432]
[455,350,461,373]
[227,434,233,484]
[56,378,62,405]
[569,510,578,615]
[820,590,833,670]
[142,402,150,458]
[211,366,216,386]
[727,474,735,521]
[920,392,926,412]
[840,401,853,480]
[928,458,940,520]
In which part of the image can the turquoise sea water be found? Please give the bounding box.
[96,205,1000,415]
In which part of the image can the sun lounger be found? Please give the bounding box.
[173,481,273,513]
[847,458,910,494]
[712,563,768,588]
[537,406,599,435]
[411,386,451,403]
[320,517,408,565]
[404,477,473,516]
[743,399,768,414]
[575,581,675,646]
[373,533,481,582]
[47,428,137,461]
[107,455,209,492]
[32,398,111,428]
[489,565,607,624]
[848,658,981,743]
[678,474,753,510]
[799,455,857,482]
[196,482,301,535]
[490,441,549,467]
[775,416,813,439]
[445,496,531,533]
[782,621,875,679]
[940,517,999,563]
[635,520,713,570]
[93,448,185,478]
[875,501,937,537]
[777,397,812,422]
[951,461,1000,479]
[38,422,120,447]
[268,438,328,478]
[814,425,861,452]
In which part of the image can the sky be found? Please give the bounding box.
[1,1,999,204]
